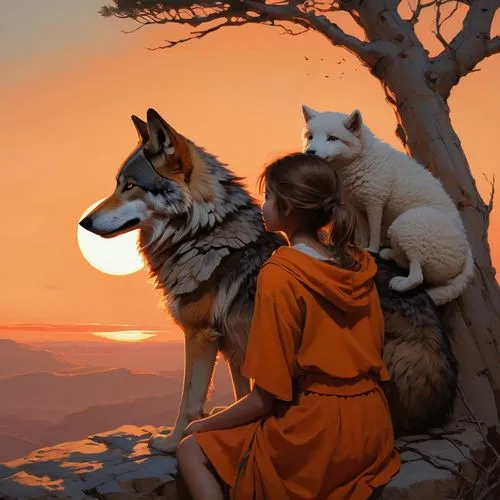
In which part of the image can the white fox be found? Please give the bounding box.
[301,105,474,306]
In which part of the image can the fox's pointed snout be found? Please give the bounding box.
[79,217,93,231]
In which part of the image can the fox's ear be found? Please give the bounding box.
[345,109,362,133]
[131,115,149,143]
[146,108,193,181]
[302,104,318,122]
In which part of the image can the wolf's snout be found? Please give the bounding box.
[79,217,93,231]
[306,149,316,155]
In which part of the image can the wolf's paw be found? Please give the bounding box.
[389,276,412,292]
[379,248,394,261]
[365,246,379,255]
[148,432,178,454]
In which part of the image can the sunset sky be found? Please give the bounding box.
[0,1,498,332]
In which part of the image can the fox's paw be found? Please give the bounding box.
[148,432,178,454]
[389,276,412,292]
[379,248,394,261]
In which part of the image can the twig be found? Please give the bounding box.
[433,0,460,49]
[453,386,500,497]
[441,435,487,471]
[481,172,496,238]
[476,471,500,500]
[483,173,496,216]
[148,18,254,50]
[408,0,436,25]
[458,386,499,459]
[404,443,477,485]
[272,21,310,35]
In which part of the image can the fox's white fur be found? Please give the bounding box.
[301,105,474,306]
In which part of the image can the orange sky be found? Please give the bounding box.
[0,1,498,329]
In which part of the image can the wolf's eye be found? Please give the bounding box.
[124,181,135,192]
[307,133,313,141]
[327,135,339,141]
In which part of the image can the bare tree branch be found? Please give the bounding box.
[313,1,342,13]
[486,35,500,55]
[456,387,500,500]
[407,0,437,25]
[119,8,228,35]
[100,1,392,65]
[272,21,310,36]
[434,0,460,49]
[483,173,496,230]
[149,16,258,49]
[432,0,499,98]
[241,2,390,64]
[307,18,389,64]
[242,0,302,19]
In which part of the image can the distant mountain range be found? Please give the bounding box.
[0,339,77,377]
[31,339,187,372]
[0,367,180,418]
[0,388,232,458]
[0,337,233,463]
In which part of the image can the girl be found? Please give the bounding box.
[176,152,400,499]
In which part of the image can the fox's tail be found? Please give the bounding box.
[426,245,474,306]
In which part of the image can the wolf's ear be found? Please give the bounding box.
[302,104,318,123]
[345,110,362,133]
[131,115,149,143]
[146,108,194,181]
[146,108,174,154]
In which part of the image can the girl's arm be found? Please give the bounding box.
[184,384,274,436]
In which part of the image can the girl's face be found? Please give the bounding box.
[261,189,283,232]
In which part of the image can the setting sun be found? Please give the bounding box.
[93,330,156,342]
[77,199,144,276]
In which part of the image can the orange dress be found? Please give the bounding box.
[195,246,400,499]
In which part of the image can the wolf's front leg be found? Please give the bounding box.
[365,205,384,254]
[148,329,219,453]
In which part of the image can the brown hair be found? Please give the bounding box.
[258,152,360,270]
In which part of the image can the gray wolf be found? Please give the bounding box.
[79,108,457,449]
[301,105,474,306]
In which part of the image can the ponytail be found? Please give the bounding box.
[327,201,360,271]
[256,152,362,270]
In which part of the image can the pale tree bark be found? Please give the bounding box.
[100,0,500,427]
[351,0,500,431]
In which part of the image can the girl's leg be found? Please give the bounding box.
[176,435,225,500]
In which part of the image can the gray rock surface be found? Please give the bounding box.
[0,422,488,499]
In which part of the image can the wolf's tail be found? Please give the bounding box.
[383,324,458,436]
[426,245,474,306]
[374,255,459,435]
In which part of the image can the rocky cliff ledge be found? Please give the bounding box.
[0,422,490,499]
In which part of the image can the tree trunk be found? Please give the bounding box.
[363,17,500,429]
